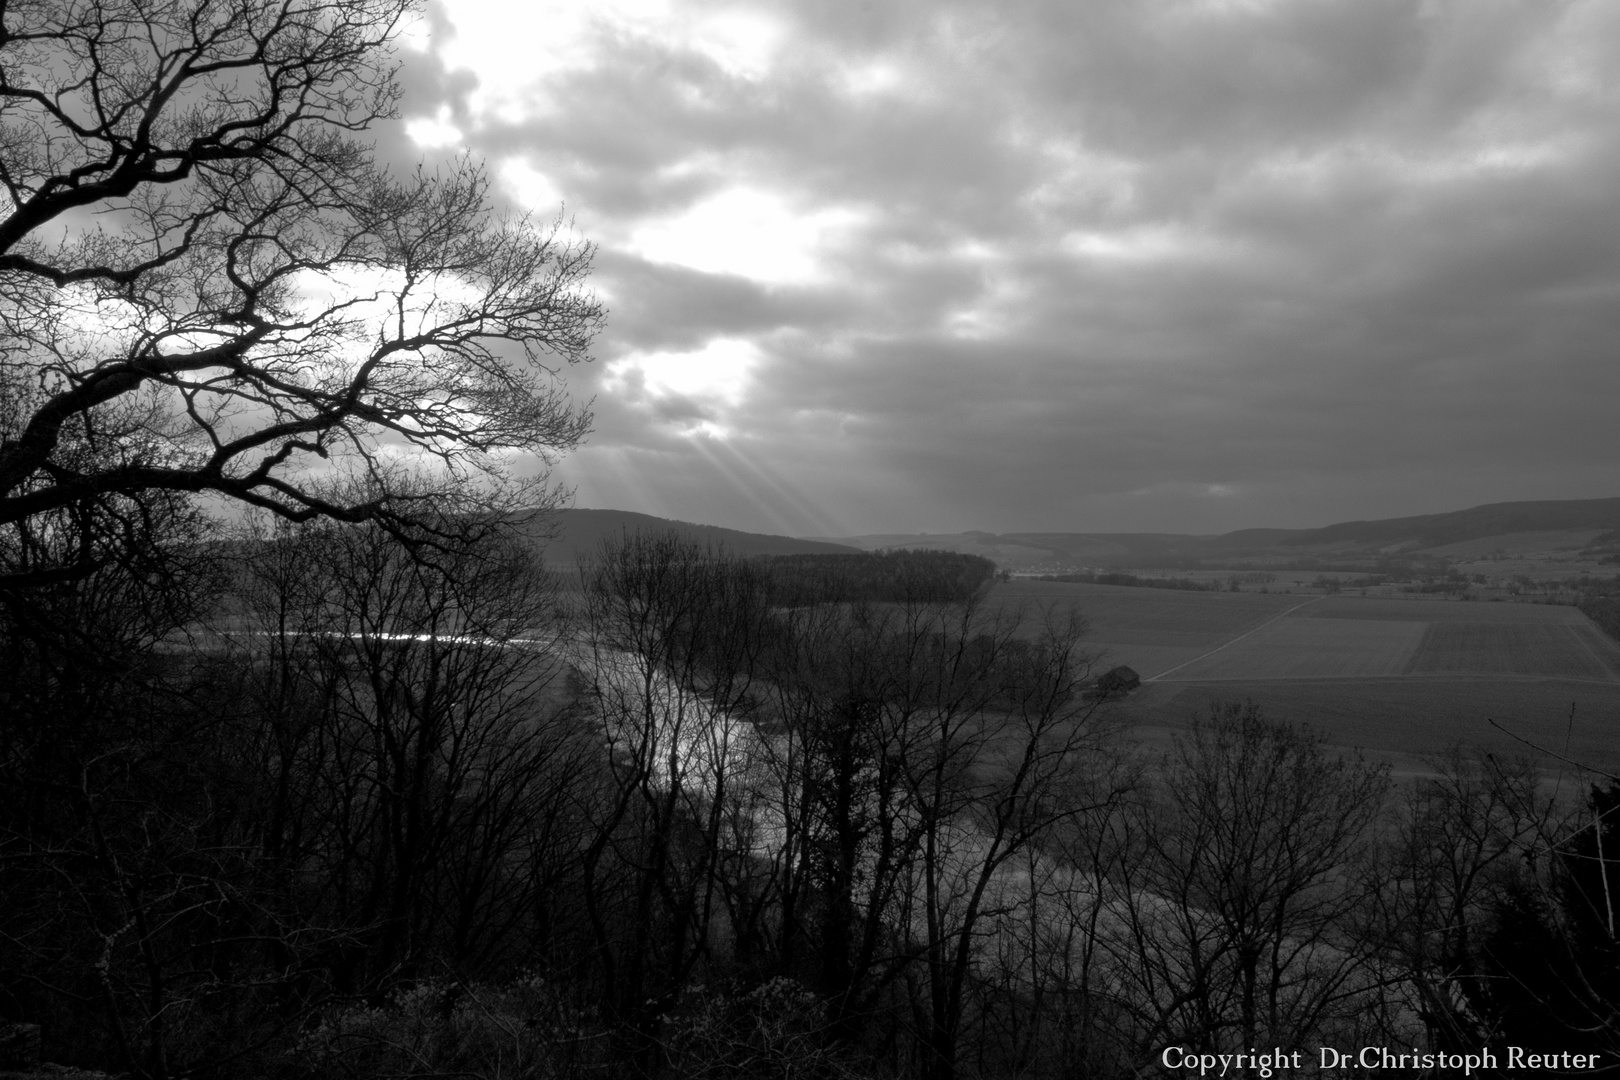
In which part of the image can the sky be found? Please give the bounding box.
[385,0,1620,538]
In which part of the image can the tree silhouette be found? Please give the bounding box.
[0,0,602,586]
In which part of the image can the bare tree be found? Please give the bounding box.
[229,509,593,993]
[1366,748,1548,1051]
[883,604,1108,1080]
[572,532,777,1071]
[1115,703,1389,1055]
[0,508,253,1079]
[752,592,1113,1080]
[564,542,1122,1079]
[973,749,1143,1079]
[1370,748,1620,1057]
[0,0,602,586]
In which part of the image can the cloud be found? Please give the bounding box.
[396,0,1620,535]
[628,187,867,284]
[602,336,759,424]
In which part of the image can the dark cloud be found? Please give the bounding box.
[396,0,1620,535]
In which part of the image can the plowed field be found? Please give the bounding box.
[1002,580,1620,766]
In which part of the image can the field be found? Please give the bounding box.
[1162,614,1428,680]
[995,579,1303,676]
[1159,594,1620,682]
[999,580,1620,770]
[1106,677,1620,777]
[1002,584,1620,683]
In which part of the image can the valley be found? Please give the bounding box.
[994,578,1620,774]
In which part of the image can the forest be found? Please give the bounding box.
[2,520,1618,1079]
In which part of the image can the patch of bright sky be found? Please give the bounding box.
[629,187,864,285]
[498,158,566,215]
[281,264,497,384]
[604,337,760,410]
[425,5,863,288]
[688,421,730,440]
[837,57,908,98]
[945,273,1029,340]
[950,239,998,262]
[1174,0,1288,17]
[434,1,787,124]
[50,285,140,359]
[1255,133,1575,191]
[1450,139,1576,176]
[1021,137,1140,217]
[687,8,787,80]
[491,159,606,297]
[1061,224,1230,263]
[405,105,463,149]
[396,9,431,52]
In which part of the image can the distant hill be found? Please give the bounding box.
[525,509,864,565]
[821,530,1229,568]
[1278,497,1620,550]
[816,497,1620,569]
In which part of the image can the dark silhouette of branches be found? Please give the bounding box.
[0,0,602,586]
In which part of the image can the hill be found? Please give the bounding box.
[528,508,864,566]
[817,497,1620,571]
[1278,497,1620,550]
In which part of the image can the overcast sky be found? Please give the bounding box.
[389,0,1620,537]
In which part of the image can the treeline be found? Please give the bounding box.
[1580,530,1620,564]
[3,523,1619,1079]
[1570,575,1620,644]
[1579,596,1620,643]
[1039,571,1217,591]
[766,548,998,603]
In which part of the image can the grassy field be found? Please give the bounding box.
[997,580,1620,767]
[1104,677,1620,778]
[1164,614,1428,680]
[1406,622,1620,679]
[1299,596,1602,624]
[1004,585,1620,683]
[995,579,1304,676]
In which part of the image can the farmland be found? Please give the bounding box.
[1000,579,1620,769]
[994,579,1304,676]
[1107,677,1620,775]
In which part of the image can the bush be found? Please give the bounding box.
[663,979,873,1079]
[296,977,610,1080]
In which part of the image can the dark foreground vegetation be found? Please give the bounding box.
[1575,575,1620,644]
[769,550,999,603]
[1038,572,1218,592]
[3,522,1619,1080]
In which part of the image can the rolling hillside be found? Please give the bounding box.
[1279,497,1620,550]
[815,496,1620,569]
[528,508,864,566]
